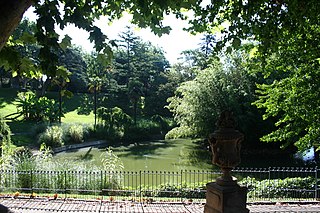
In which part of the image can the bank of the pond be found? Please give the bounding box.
[53,139,215,171]
[53,140,107,153]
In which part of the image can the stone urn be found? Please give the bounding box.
[209,110,244,186]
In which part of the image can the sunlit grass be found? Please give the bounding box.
[62,111,94,124]
[0,101,17,117]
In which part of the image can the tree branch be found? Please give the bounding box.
[0,0,33,51]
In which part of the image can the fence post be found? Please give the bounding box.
[30,170,33,195]
[64,171,67,199]
[139,171,142,202]
[180,170,183,202]
[315,166,318,200]
[268,167,271,201]
[100,171,103,200]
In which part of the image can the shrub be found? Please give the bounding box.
[31,121,50,137]
[38,125,64,147]
[65,124,85,144]
[239,176,316,199]
[123,119,162,142]
[0,116,14,171]
[0,115,11,144]
[15,91,60,122]
[165,126,196,139]
[96,107,132,142]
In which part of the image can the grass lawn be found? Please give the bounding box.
[0,88,94,147]
[0,88,18,117]
[62,111,94,124]
[0,88,94,125]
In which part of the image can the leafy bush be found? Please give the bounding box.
[38,125,64,147]
[31,121,50,137]
[64,124,85,144]
[0,115,11,144]
[15,91,60,122]
[96,107,132,141]
[165,126,197,139]
[0,116,14,171]
[239,176,316,199]
[123,119,161,142]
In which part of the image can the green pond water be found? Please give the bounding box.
[53,139,314,172]
[53,139,215,171]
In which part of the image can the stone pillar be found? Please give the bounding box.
[205,183,248,213]
[204,111,249,213]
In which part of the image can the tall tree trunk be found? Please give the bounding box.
[94,86,97,130]
[59,87,62,123]
[0,0,33,51]
[133,100,137,125]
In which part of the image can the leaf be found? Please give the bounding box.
[60,35,72,50]
[61,89,73,98]
[232,38,241,49]
[97,53,110,67]
[109,40,118,47]
[20,32,37,44]
[12,70,18,77]
[226,46,232,53]
[56,65,71,81]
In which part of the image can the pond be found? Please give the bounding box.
[53,139,215,171]
[53,139,316,172]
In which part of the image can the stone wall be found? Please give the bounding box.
[53,140,107,153]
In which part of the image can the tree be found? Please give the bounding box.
[166,51,267,149]
[113,28,169,118]
[2,0,319,152]
[185,0,320,152]
[0,0,33,51]
[128,78,144,125]
[2,1,319,69]
[0,18,42,90]
[59,46,88,93]
[51,66,72,123]
[84,51,113,129]
[253,23,320,152]
[0,0,190,78]
[116,27,140,85]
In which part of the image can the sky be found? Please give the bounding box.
[24,7,203,64]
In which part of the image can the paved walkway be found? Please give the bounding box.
[0,198,320,212]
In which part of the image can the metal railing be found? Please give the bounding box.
[0,167,319,203]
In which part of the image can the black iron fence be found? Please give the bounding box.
[0,167,319,203]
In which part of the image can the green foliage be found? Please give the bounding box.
[239,176,316,199]
[64,124,86,144]
[0,116,14,171]
[38,125,64,147]
[97,107,132,137]
[31,121,50,137]
[1,144,125,194]
[59,47,88,93]
[113,27,169,118]
[187,1,320,54]
[0,115,11,144]
[14,91,60,122]
[165,126,196,140]
[101,147,124,172]
[252,21,320,152]
[0,19,42,82]
[167,52,258,139]
[123,119,161,142]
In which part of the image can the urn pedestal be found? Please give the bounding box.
[204,111,249,213]
[204,183,249,213]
